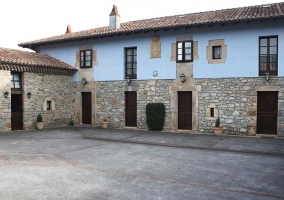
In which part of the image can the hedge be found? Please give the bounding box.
[146,103,165,131]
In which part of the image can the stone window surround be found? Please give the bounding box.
[43,97,55,114]
[207,39,227,64]
[76,46,98,82]
[205,103,219,120]
[171,38,198,62]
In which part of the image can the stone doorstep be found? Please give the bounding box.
[123,127,138,130]
[79,124,94,127]
[177,129,197,134]
[256,134,278,139]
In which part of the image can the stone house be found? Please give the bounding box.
[0,47,77,132]
[17,2,284,137]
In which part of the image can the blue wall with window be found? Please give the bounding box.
[39,18,284,82]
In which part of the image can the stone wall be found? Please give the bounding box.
[23,73,76,129]
[196,77,284,136]
[96,80,174,130]
[0,70,11,132]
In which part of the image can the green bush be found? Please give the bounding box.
[215,117,220,127]
[37,114,43,122]
[146,103,165,131]
[69,120,74,126]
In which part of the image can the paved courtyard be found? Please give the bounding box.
[0,127,283,200]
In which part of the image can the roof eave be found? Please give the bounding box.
[18,16,284,49]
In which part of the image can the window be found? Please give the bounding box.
[80,50,92,68]
[207,39,226,64]
[212,46,222,59]
[210,108,214,117]
[176,40,193,62]
[46,101,52,110]
[125,47,137,79]
[259,36,278,75]
[11,72,21,89]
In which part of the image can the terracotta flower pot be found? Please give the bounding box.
[36,122,44,130]
[101,121,109,129]
[213,126,223,136]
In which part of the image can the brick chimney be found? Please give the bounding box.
[109,5,121,30]
[65,25,72,34]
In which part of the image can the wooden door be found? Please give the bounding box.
[257,92,278,135]
[82,92,92,124]
[11,94,23,130]
[178,92,192,130]
[125,92,137,127]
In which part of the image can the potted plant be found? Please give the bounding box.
[101,117,110,129]
[36,114,44,130]
[213,117,223,136]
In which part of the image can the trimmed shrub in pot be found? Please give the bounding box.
[36,114,44,130]
[213,116,223,136]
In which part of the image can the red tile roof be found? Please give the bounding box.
[0,47,77,75]
[19,2,284,47]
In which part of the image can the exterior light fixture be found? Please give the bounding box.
[265,72,270,82]
[27,92,31,99]
[180,74,186,83]
[4,91,9,98]
[126,76,131,84]
[81,77,87,85]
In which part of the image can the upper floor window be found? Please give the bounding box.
[80,50,92,68]
[11,72,21,89]
[176,40,193,62]
[259,36,278,76]
[125,47,137,79]
[212,46,222,59]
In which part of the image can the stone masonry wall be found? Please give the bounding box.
[0,70,11,132]
[23,73,76,129]
[96,80,174,130]
[196,77,284,136]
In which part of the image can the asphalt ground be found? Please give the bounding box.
[0,127,283,200]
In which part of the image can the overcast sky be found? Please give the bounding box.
[0,0,279,51]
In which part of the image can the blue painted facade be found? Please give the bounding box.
[40,18,284,81]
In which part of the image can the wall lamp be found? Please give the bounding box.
[265,72,270,82]
[4,91,9,98]
[180,74,186,83]
[126,76,131,84]
[27,92,31,99]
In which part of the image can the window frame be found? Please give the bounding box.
[176,40,193,62]
[80,49,92,68]
[46,101,52,110]
[10,72,22,90]
[259,36,278,76]
[125,47,137,79]
[212,46,222,59]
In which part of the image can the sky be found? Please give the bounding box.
[0,0,280,51]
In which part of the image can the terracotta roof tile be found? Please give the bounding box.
[0,47,75,70]
[19,2,284,47]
